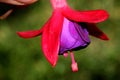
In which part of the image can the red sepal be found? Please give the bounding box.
[42,9,64,66]
[17,28,43,39]
[62,6,109,23]
[17,20,50,38]
[86,23,109,40]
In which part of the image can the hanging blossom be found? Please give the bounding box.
[17,0,109,72]
[0,0,37,19]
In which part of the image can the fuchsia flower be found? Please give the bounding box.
[17,0,109,72]
[0,0,37,19]
[0,0,37,5]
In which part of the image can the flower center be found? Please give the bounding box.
[50,0,67,9]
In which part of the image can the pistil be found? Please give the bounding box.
[70,51,78,72]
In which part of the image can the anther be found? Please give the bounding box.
[63,52,68,58]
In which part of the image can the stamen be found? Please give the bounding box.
[63,52,68,58]
[70,51,78,72]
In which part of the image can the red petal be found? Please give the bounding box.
[42,9,64,66]
[62,6,109,23]
[17,30,42,38]
[17,20,50,38]
[17,28,44,39]
[86,23,109,40]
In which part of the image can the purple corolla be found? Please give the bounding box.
[59,18,90,54]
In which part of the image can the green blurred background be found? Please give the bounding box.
[0,0,120,80]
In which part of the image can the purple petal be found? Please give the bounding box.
[59,18,90,54]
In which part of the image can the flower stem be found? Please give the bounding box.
[50,0,67,9]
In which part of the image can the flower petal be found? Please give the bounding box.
[85,23,109,40]
[16,0,37,5]
[0,0,24,5]
[17,29,42,38]
[59,18,90,54]
[62,6,109,23]
[42,9,64,66]
[17,19,50,38]
[0,0,37,5]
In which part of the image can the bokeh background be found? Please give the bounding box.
[0,0,120,80]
